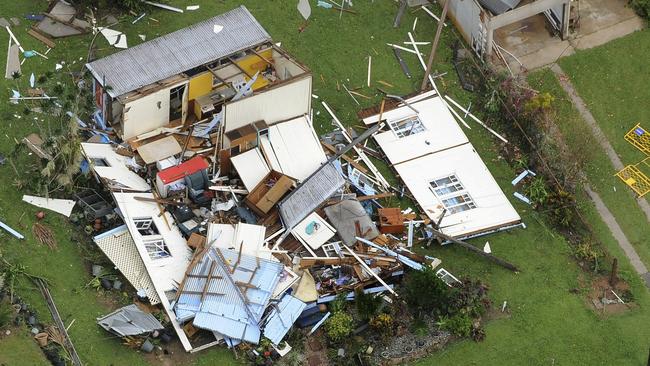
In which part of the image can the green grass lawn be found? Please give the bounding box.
[0,1,649,365]
[528,68,650,269]
[558,29,650,202]
[0,328,50,365]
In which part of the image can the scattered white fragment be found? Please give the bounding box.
[213,24,223,34]
[99,28,128,49]
[139,34,146,41]
[483,242,491,254]
[22,195,76,217]
[186,5,199,10]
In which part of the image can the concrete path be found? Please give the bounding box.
[550,64,650,288]
[585,185,650,288]
[551,64,650,223]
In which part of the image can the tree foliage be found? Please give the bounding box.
[401,267,454,316]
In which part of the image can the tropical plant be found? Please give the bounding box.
[437,313,473,338]
[526,176,549,207]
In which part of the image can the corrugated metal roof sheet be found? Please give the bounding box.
[173,247,283,344]
[86,6,271,97]
[278,162,345,230]
[97,304,164,337]
[263,295,306,345]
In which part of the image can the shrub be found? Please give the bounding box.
[325,312,353,343]
[574,240,603,271]
[437,313,473,338]
[329,293,348,313]
[546,190,576,229]
[0,301,14,329]
[355,289,382,320]
[630,0,650,19]
[402,267,453,316]
[448,279,491,318]
[526,176,549,207]
[369,313,394,337]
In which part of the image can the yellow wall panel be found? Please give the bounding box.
[188,72,213,100]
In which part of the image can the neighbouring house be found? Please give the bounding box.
[360,91,522,239]
[85,5,312,142]
[441,0,643,70]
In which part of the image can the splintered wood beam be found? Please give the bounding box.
[200,262,217,303]
[432,228,520,272]
[357,192,395,201]
[321,142,369,174]
[342,244,397,296]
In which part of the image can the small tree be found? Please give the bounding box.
[402,267,454,316]
[355,289,382,321]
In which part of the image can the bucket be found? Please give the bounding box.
[141,340,154,353]
[34,332,48,347]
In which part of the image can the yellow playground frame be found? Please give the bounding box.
[617,124,650,197]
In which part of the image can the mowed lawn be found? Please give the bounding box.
[0,1,648,366]
[559,30,650,202]
[528,68,650,271]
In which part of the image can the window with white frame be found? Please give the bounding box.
[429,175,476,214]
[143,238,171,259]
[133,218,160,236]
[389,115,425,138]
[133,217,169,260]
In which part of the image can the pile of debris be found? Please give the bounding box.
[0,4,524,361]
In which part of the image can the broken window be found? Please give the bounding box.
[91,157,110,167]
[430,175,476,214]
[133,218,160,236]
[389,116,425,138]
[143,238,171,260]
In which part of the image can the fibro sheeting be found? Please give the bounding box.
[366,93,521,238]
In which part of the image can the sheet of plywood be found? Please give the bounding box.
[266,116,326,181]
[230,148,270,191]
[137,135,182,164]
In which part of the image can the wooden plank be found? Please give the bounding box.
[28,28,55,48]
[342,244,397,296]
[358,192,395,201]
[321,142,369,174]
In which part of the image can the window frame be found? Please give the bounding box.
[143,238,171,260]
[429,174,477,214]
[388,115,426,138]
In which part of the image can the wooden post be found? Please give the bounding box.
[609,258,618,286]
[420,0,450,91]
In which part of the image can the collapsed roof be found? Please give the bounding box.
[173,246,284,344]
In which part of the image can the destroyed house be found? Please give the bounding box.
[86,5,312,141]
[361,91,522,239]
